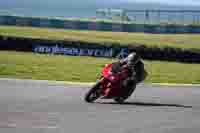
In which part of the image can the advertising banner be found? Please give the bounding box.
[33,44,129,58]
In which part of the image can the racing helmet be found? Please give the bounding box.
[127,52,140,67]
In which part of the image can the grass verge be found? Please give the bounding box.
[0,25,200,50]
[0,51,200,84]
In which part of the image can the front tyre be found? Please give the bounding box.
[84,81,101,103]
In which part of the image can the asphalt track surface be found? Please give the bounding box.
[0,79,198,133]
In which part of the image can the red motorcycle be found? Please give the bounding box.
[84,62,137,103]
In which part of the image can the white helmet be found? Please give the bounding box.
[127,52,140,67]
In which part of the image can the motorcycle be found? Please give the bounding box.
[84,61,137,103]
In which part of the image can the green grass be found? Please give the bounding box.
[1,25,200,50]
[0,51,200,84]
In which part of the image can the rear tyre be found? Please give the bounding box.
[126,82,136,98]
[114,97,126,104]
[84,81,101,103]
[114,82,137,104]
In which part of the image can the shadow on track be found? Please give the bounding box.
[96,101,192,108]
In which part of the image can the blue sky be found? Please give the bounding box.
[123,0,200,6]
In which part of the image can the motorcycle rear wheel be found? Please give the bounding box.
[84,81,101,103]
[114,82,137,103]
[114,97,126,103]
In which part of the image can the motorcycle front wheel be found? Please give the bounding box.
[84,81,101,103]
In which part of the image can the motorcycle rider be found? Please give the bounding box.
[111,52,147,89]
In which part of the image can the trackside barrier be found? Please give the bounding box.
[1,15,200,33]
[0,36,200,63]
[0,36,129,58]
